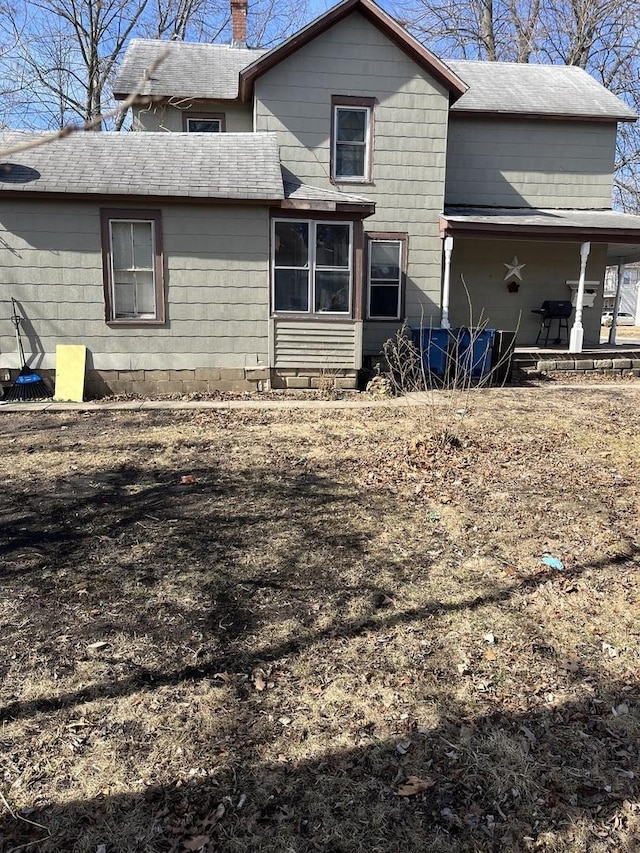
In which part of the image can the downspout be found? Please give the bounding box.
[441,236,453,329]
[569,241,591,353]
[607,262,625,346]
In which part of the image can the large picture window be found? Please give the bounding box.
[332,96,375,183]
[101,209,164,324]
[366,234,407,320]
[273,219,352,315]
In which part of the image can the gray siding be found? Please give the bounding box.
[448,238,607,346]
[446,117,616,208]
[273,320,360,368]
[254,10,451,357]
[0,200,270,371]
[133,100,253,133]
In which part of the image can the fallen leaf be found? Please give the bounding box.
[602,642,619,658]
[396,739,412,755]
[279,716,292,726]
[183,836,209,851]
[395,775,436,796]
[484,648,497,661]
[520,725,537,744]
[87,641,109,651]
[253,669,266,691]
[213,672,232,683]
[180,474,197,485]
[612,703,630,716]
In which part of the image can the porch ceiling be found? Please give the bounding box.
[440,207,640,262]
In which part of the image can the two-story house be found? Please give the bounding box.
[2,0,640,396]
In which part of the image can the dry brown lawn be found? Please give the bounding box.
[0,387,639,852]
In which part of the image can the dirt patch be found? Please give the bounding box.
[0,389,638,852]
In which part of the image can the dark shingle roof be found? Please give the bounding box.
[448,60,637,121]
[0,131,284,199]
[442,206,640,234]
[112,39,267,101]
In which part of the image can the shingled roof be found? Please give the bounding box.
[448,60,637,122]
[0,131,283,200]
[0,131,375,212]
[112,1,636,122]
[441,206,640,240]
[112,40,267,101]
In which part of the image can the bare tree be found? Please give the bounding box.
[0,0,309,132]
[396,0,640,210]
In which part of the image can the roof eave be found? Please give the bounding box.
[112,92,243,104]
[238,0,467,103]
[439,214,640,243]
[450,108,638,123]
[280,198,375,216]
[0,189,285,204]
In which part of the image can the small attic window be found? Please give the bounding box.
[183,113,226,133]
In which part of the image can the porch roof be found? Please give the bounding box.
[440,206,640,263]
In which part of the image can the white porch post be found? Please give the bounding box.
[569,241,591,353]
[441,235,453,329]
[607,262,626,345]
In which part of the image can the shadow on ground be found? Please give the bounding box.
[0,412,638,852]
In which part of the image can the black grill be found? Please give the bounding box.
[533,300,573,319]
[532,300,573,345]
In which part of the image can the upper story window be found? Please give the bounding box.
[331,96,375,183]
[272,219,352,315]
[183,113,226,132]
[101,209,165,324]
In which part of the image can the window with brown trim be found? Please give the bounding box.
[272,218,352,315]
[331,96,375,183]
[183,112,226,132]
[101,209,165,324]
[366,232,407,320]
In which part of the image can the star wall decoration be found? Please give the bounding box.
[503,255,525,281]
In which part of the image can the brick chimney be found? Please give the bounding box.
[231,0,247,47]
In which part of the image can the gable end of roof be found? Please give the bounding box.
[238,0,467,103]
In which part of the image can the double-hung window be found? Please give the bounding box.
[367,234,407,320]
[273,220,352,315]
[332,96,374,182]
[101,209,164,324]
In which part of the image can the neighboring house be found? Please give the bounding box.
[603,264,640,321]
[2,0,640,396]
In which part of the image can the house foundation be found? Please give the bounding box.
[1,366,360,398]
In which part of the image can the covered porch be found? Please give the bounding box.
[439,207,640,353]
